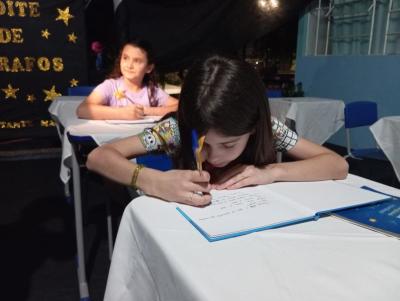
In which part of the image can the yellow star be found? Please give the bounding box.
[41,29,51,39]
[68,32,77,43]
[2,84,19,99]
[26,94,36,102]
[70,78,79,87]
[55,7,74,26]
[43,85,62,102]
[114,90,125,100]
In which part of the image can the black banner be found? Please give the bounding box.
[0,0,87,139]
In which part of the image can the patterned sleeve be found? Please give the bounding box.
[138,117,180,154]
[271,117,298,152]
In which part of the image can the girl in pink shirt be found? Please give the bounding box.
[77,40,178,120]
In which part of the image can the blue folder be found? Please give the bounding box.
[334,186,400,238]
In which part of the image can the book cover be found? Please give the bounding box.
[333,187,400,238]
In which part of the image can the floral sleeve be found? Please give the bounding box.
[138,117,180,154]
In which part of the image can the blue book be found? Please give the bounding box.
[177,181,393,242]
[333,186,400,238]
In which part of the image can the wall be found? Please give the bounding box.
[295,15,400,148]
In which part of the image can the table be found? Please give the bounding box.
[370,116,400,182]
[49,96,156,301]
[269,97,345,144]
[104,174,400,301]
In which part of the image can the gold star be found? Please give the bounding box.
[70,78,79,87]
[2,84,19,99]
[114,90,125,100]
[55,7,74,26]
[68,32,77,43]
[26,94,36,102]
[41,29,51,39]
[43,85,62,102]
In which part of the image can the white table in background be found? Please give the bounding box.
[269,97,345,144]
[104,174,400,301]
[49,96,156,301]
[370,116,400,182]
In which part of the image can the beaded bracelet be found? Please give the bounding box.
[130,164,144,189]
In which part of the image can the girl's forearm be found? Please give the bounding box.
[144,105,178,116]
[265,153,349,182]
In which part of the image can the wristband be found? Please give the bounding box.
[130,164,144,189]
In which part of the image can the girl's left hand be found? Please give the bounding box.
[212,164,276,190]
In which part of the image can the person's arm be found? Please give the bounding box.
[76,90,144,120]
[266,138,349,182]
[86,134,211,206]
[214,138,349,190]
[143,96,179,116]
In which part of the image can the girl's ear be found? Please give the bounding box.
[146,63,155,74]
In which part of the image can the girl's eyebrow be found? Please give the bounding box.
[220,138,240,144]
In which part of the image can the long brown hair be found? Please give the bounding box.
[108,39,159,107]
[175,54,276,169]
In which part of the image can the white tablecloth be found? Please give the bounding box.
[104,174,400,301]
[370,116,400,181]
[269,97,345,144]
[49,96,154,183]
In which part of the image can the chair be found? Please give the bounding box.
[67,86,95,96]
[344,101,387,160]
[136,154,173,171]
[266,89,283,98]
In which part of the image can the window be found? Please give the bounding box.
[304,0,400,55]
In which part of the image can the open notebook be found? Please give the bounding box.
[105,116,161,124]
[176,181,393,242]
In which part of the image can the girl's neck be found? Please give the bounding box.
[122,77,143,92]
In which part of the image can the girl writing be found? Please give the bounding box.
[86,54,348,206]
[77,40,179,120]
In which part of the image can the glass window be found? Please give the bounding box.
[304,0,400,55]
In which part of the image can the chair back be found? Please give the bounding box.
[136,154,173,171]
[266,89,283,98]
[344,101,378,128]
[68,86,95,96]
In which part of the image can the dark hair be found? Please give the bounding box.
[108,39,159,106]
[175,54,276,169]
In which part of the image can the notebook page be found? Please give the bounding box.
[178,186,313,238]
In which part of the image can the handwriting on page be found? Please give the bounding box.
[198,192,269,221]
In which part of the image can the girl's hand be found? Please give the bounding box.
[213,164,277,190]
[145,169,212,206]
[132,104,144,119]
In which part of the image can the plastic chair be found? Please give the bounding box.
[344,101,387,160]
[136,154,173,171]
[266,89,283,98]
[68,86,95,96]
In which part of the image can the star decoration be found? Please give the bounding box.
[2,84,19,99]
[26,94,36,102]
[68,32,77,43]
[41,29,51,39]
[114,90,125,100]
[70,78,79,87]
[55,7,74,26]
[43,85,62,102]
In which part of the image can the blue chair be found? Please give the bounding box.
[136,154,173,171]
[68,86,95,96]
[344,101,387,160]
[266,89,283,98]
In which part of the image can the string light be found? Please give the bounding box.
[258,0,279,11]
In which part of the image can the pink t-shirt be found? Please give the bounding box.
[93,77,169,107]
